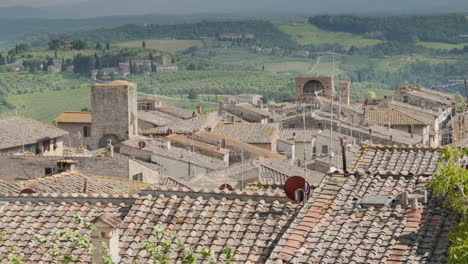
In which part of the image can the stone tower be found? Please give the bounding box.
[295,77,335,101]
[339,81,350,105]
[90,80,138,149]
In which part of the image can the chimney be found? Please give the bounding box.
[197,105,202,115]
[340,138,348,171]
[222,139,226,148]
[56,160,76,172]
[218,102,224,113]
[231,115,235,123]
[339,81,351,105]
[83,179,88,194]
[257,100,263,109]
[369,128,372,135]
[91,212,121,264]
[410,125,414,138]
[165,140,171,150]
[217,140,221,150]
[105,139,114,157]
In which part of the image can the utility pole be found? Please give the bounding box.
[241,150,244,191]
[465,78,467,102]
[329,48,335,170]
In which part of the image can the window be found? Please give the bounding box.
[132,173,143,182]
[313,147,317,154]
[403,96,408,103]
[83,126,91,138]
[53,138,57,150]
[322,145,328,154]
[43,139,51,152]
[45,168,55,175]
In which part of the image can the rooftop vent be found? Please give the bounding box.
[358,195,396,207]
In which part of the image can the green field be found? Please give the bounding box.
[417,41,468,50]
[265,61,314,73]
[278,24,382,47]
[374,55,460,72]
[117,39,204,52]
[7,86,90,123]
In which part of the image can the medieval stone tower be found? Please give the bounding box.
[339,81,350,105]
[296,77,335,101]
[90,81,138,149]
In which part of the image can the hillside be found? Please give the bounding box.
[1,15,468,123]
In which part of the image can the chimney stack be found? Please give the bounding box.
[217,140,221,150]
[91,213,121,264]
[410,125,414,138]
[340,138,348,171]
[339,81,351,105]
[105,139,114,158]
[197,105,202,115]
[56,160,76,172]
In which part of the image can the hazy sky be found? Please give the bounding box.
[0,0,467,17]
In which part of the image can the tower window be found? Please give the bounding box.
[83,126,91,137]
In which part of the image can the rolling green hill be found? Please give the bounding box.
[278,24,382,48]
[117,39,204,53]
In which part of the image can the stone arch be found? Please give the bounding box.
[98,134,121,149]
[303,80,325,96]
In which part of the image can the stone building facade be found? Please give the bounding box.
[90,81,138,149]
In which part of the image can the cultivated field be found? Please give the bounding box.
[116,39,204,52]
[278,24,382,47]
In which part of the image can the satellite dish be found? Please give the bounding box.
[219,184,233,191]
[20,189,35,194]
[138,141,146,149]
[284,176,311,202]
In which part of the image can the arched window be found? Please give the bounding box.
[303,80,324,95]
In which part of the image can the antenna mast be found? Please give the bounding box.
[329,49,335,170]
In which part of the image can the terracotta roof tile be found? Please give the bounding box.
[53,112,91,123]
[365,108,428,126]
[0,115,68,150]
[213,123,279,144]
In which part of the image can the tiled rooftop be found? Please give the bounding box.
[165,133,230,155]
[0,189,299,263]
[137,110,181,126]
[347,145,442,176]
[365,108,428,126]
[53,111,91,123]
[213,123,279,144]
[279,129,319,143]
[268,145,458,263]
[121,137,227,171]
[0,171,151,195]
[0,115,68,150]
[193,131,285,160]
[141,112,218,135]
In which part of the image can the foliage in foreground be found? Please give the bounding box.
[428,147,468,263]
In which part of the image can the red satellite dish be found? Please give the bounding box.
[20,189,35,194]
[138,141,146,149]
[284,176,311,202]
[219,184,233,191]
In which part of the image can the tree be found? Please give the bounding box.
[188,88,197,100]
[94,53,102,70]
[428,147,468,263]
[106,42,110,50]
[23,59,42,73]
[73,54,95,76]
[48,39,65,50]
[142,41,146,49]
[0,54,5,65]
[61,57,66,72]
[96,42,103,50]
